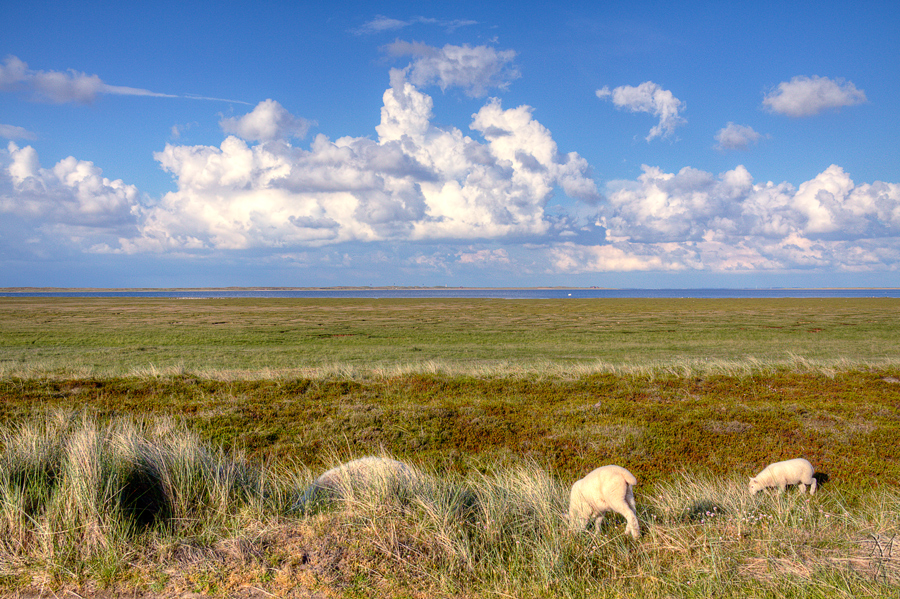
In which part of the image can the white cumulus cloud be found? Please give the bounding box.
[597,81,686,141]
[118,78,597,253]
[715,122,763,151]
[602,163,899,243]
[762,75,867,117]
[0,142,141,238]
[550,163,900,274]
[601,165,752,243]
[385,41,519,97]
[220,99,315,142]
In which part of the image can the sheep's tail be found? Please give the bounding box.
[622,470,637,487]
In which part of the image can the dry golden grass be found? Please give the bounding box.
[1,412,898,598]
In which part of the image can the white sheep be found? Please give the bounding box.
[295,456,416,510]
[568,465,640,539]
[748,458,817,495]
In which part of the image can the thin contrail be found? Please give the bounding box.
[183,94,252,105]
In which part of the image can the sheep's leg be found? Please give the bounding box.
[808,478,817,495]
[611,501,640,539]
[799,482,807,493]
[622,487,640,538]
[625,486,637,513]
[624,514,640,539]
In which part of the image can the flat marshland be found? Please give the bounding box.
[2,296,899,376]
[0,297,898,598]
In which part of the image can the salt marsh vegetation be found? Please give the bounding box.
[1,297,899,379]
[1,298,898,596]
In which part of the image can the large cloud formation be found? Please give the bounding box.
[0,142,140,254]
[116,73,597,253]
[3,128,899,274]
[550,164,900,273]
[1,47,898,277]
[1,142,139,227]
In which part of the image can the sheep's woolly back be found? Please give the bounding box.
[295,456,417,510]
[569,464,640,538]
[749,458,816,495]
[574,464,636,488]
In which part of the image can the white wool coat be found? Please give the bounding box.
[749,458,817,495]
[569,464,640,539]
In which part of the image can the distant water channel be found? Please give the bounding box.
[2,288,899,299]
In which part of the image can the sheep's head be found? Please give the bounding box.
[748,477,763,495]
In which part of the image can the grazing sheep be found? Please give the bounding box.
[569,465,640,539]
[295,456,416,511]
[749,458,817,495]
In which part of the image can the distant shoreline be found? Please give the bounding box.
[2,286,899,293]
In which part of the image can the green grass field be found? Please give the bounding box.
[2,297,899,377]
[0,298,898,597]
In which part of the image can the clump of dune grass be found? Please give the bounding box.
[295,458,586,597]
[0,410,288,586]
[637,473,900,594]
[2,411,898,597]
[296,459,899,598]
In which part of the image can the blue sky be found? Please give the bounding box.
[2,0,898,288]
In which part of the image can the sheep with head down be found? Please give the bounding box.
[749,458,817,495]
[568,464,640,539]
[295,456,418,511]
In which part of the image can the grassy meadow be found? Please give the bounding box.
[2,296,899,377]
[0,296,899,597]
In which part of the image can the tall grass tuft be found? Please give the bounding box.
[0,411,281,581]
[303,458,645,597]
[2,411,898,597]
[299,459,899,597]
